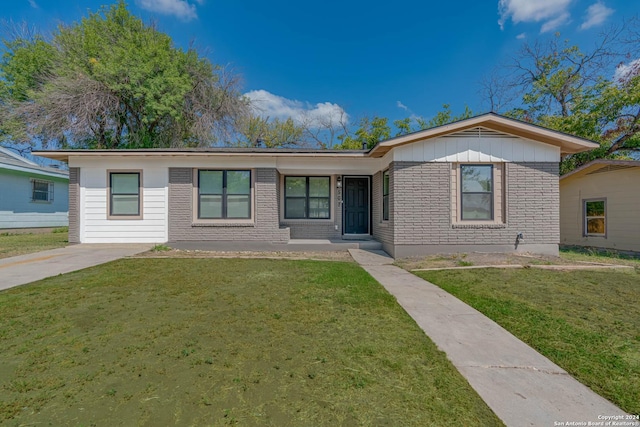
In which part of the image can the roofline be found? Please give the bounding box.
[368,112,599,157]
[560,159,640,180]
[32,148,370,162]
[0,162,69,179]
[0,147,39,166]
[33,113,600,162]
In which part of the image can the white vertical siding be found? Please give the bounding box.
[394,133,560,163]
[79,166,168,243]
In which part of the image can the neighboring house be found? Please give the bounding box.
[34,113,597,257]
[560,159,640,253]
[0,147,69,229]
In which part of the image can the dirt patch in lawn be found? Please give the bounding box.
[135,247,355,262]
[395,252,610,271]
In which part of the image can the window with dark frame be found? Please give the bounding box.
[460,165,493,221]
[584,199,606,236]
[284,176,330,219]
[31,179,53,202]
[198,170,251,219]
[109,172,140,216]
[382,170,389,221]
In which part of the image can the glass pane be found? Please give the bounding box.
[587,218,605,234]
[461,165,492,192]
[33,181,49,192]
[309,177,330,197]
[383,195,389,220]
[111,194,139,215]
[285,177,307,197]
[461,193,492,220]
[227,195,250,218]
[200,195,222,218]
[309,198,330,218]
[585,201,605,217]
[285,198,306,218]
[199,171,223,194]
[226,171,251,195]
[111,173,139,194]
[383,172,389,195]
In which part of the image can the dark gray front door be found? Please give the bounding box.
[344,177,369,234]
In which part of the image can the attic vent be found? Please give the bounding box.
[442,127,513,138]
[586,165,637,175]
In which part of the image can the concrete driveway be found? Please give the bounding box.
[0,244,152,291]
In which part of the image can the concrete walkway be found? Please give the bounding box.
[348,249,628,427]
[0,244,152,291]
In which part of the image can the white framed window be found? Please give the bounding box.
[198,170,251,219]
[584,199,606,236]
[108,171,142,219]
[460,164,494,221]
[31,179,54,203]
[284,176,331,219]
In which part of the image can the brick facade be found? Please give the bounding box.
[168,167,290,242]
[376,161,559,256]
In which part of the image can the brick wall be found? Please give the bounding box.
[391,161,559,246]
[68,167,80,243]
[168,168,289,242]
[372,170,393,245]
[280,175,342,240]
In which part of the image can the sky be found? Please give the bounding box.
[2,0,639,132]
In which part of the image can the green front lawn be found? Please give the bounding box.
[0,259,502,426]
[415,268,640,414]
[0,228,68,259]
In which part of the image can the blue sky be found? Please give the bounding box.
[2,0,639,130]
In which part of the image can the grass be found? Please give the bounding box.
[560,246,640,268]
[0,228,68,259]
[415,268,640,414]
[0,258,502,426]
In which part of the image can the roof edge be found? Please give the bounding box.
[560,159,640,180]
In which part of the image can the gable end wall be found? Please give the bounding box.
[388,161,559,257]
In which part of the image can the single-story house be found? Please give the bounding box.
[560,159,640,253]
[34,113,598,257]
[0,147,69,229]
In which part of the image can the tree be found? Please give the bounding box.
[233,115,303,148]
[337,116,391,149]
[335,105,474,150]
[480,24,640,173]
[0,1,247,150]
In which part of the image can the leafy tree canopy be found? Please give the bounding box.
[0,1,247,149]
[482,22,640,173]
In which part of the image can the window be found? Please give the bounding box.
[285,176,330,219]
[382,170,390,221]
[31,179,53,203]
[584,199,606,236]
[109,172,141,218]
[460,165,493,221]
[198,170,251,219]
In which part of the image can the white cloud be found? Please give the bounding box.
[580,2,614,30]
[396,101,409,111]
[540,12,571,33]
[244,90,348,128]
[498,0,572,32]
[136,0,199,21]
[516,32,526,39]
[614,58,640,83]
[28,0,38,9]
